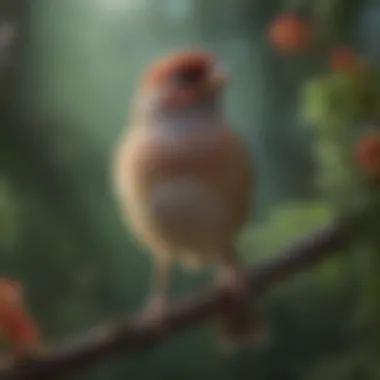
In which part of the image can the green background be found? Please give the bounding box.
[1,0,379,379]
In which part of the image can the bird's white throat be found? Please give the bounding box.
[154,98,223,137]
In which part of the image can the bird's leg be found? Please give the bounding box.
[217,249,249,300]
[141,254,172,332]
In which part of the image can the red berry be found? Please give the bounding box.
[355,131,380,178]
[331,48,360,72]
[269,14,311,54]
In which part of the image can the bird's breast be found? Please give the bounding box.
[115,124,252,244]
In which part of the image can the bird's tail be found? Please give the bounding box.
[215,250,271,353]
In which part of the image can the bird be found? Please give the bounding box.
[113,49,268,350]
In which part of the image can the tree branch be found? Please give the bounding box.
[0,219,348,380]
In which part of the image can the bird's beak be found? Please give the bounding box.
[207,65,227,91]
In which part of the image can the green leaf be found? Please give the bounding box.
[239,201,334,262]
[0,180,19,252]
[303,351,363,380]
[300,77,331,127]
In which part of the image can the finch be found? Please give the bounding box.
[113,49,268,350]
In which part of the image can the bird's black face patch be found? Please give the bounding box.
[172,65,207,87]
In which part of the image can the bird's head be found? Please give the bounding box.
[132,50,226,125]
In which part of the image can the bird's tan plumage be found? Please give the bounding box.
[113,50,267,350]
[114,125,252,262]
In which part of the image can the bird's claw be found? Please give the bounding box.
[219,268,250,301]
[140,296,168,334]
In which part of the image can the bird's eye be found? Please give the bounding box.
[173,66,206,86]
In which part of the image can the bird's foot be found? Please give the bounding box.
[140,295,168,335]
[219,267,250,301]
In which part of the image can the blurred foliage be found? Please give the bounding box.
[297,5,380,377]
[240,201,334,262]
[0,179,18,252]
[0,0,379,379]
